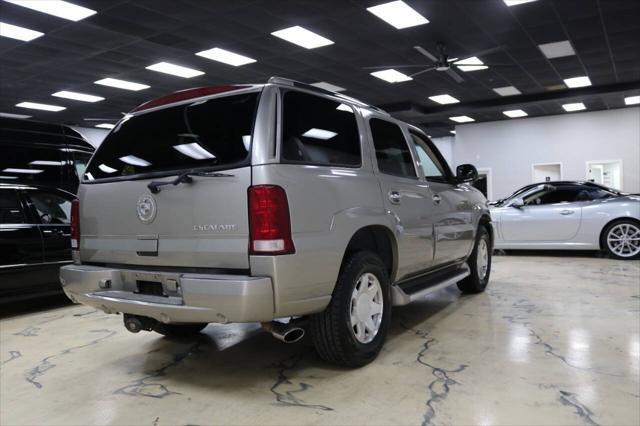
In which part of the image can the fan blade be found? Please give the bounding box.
[409,67,437,77]
[362,64,435,70]
[445,68,465,83]
[414,45,438,62]
[469,45,503,58]
[447,57,459,63]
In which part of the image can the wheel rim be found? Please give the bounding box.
[349,272,384,344]
[607,223,640,258]
[477,238,489,280]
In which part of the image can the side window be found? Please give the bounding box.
[524,186,581,205]
[0,190,26,224]
[70,150,92,180]
[281,91,361,167]
[27,191,72,224]
[370,119,416,178]
[409,132,446,180]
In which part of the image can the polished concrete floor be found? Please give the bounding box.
[1,254,639,426]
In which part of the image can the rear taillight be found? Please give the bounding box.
[248,185,295,255]
[70,199,80,251]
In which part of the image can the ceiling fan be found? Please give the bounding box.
[364,42,512,83]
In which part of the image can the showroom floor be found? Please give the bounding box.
[1,255,638,426]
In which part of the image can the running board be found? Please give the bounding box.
[391,264,470,306]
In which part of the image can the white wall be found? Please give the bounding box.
[453,107,640,200]
[70,126,109,148]
[431,136,454,167]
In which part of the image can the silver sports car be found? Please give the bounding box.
[489,181,640,260]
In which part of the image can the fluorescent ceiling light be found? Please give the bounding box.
[449,116,475,123]
[538,40,575,59]
[450,130,456,134]
[195,47,256,66]
[503,109,528,118]
[98,164,117,174]
[0,112,31,119]
[563,76,591,88]
[271,26,334,49]
[366,1,429,29]
[624,96,640,105]
[4,0,96,21]
[311,81,346,92]
[95,123,115,129]
[455,56,488,72]
[146,62,204,78]
[29,160,65,166]
[493,86,521,96]
[562,103,586,112]
[429,94,459,104]
[302,128,337,140]
[370,69,412,83]
[336,103,353,112]
[173,143,216,160]
[503,0,537,6]
[119,155,151,167]
[0,22,43,41]
[52,90,104,103]
[16,102,65,112]
[3,168,44,174]
[94,78,149,91]
[0,175,18,179]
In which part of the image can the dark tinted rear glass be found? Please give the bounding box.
[84,92,259,181]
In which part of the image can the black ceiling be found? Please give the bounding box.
[1,0,639,137]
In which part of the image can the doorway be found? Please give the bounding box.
[532,162,562,183]
[586,160,622,190]
[474,167,493,201]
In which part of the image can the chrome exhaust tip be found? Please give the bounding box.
[262,321,305,343]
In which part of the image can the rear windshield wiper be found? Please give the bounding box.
[147,169,234,193]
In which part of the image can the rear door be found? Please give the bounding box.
[79,90,261,269]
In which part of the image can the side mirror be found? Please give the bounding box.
[456,164,478,183]
[511,198,524,209]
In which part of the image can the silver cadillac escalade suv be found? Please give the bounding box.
[60,77,492,367]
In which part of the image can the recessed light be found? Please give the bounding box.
[563,76,591,88]
[562,103,586,112]
[503,0,538,6]
[538,40,575,59]
[366,1,429,30]
[0,112,31,119]
[311,81,346,92]
[429,94,460,104]
[52,91,104,103]
[449,116,475,123]
[0,22,43,41]
[4,0,96,22]
[302,128,338,140]
[271,26,334,49]
[503,109,528,118]
[95,123,115,129]
[3,168,44,174]
[493,86,521,96]
[94,78,149,91]
[16,102,65,112]
[450,130,456,134]
[625,96,640,105]
[455,56,488,72]
[370,69,412,83]
[146,62,205,78]
[195,48,256,67]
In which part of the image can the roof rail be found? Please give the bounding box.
[267,76,387,114]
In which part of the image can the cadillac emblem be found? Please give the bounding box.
[137,194,157,224]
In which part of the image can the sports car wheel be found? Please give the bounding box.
[603,220,640,260]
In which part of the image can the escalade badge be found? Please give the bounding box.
[137,195,157,224]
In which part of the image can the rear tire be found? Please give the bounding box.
[310,251,391,367]
[153,322,208,337]
[602,219,640,260]
[457,226,492,294]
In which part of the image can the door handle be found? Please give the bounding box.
[388,191,401,204]
[560,210,575,215]
[432,194,441,205]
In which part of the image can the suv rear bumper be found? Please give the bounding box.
[59,264,274,323]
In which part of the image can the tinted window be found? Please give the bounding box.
[281,91,360,167]
[0,190,25,224]
[524,185,582,205]
[27,191,72,224]
[85,92,259,181]
[410,132,446,180]
[370,119,416,178]
[0,142,64,188]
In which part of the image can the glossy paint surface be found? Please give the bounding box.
[2,254,638,425]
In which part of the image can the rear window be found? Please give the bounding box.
[84,92,259,181]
